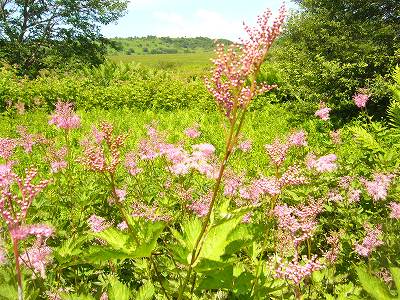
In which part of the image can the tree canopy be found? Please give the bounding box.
[271,0,400,114]
[0,0,128,75]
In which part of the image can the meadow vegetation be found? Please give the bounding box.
[0,1,400,300]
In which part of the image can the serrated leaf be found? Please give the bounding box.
[198,214,243,262]
[356,266,392,300]
[108,276,131,300]
[136,281,154,300]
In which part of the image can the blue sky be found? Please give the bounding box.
[101,0,297,41]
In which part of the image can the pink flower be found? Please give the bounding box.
[20,239,52,278]
[238,140,252,152]
[361,173,394,201]
[184,125,201,139]
[0,168,50,227]
[0,161,15,187]
[49,101,81,130]
[125,152,142,176]
[389,202,400,219]
[348,189,361,203]
[49,147,68,173]
[0,138,17,160]
[115,189,126,202]
[204,6,285,116]
[10,224,54,240]
[353,92,369,108]
[330,130,341,144]
[223,172,243,196]
[280,165,307,187]
[117,221,128,231]
[288,130,307,147]
[265,139,289,167]
[315,102,331,121]
[354,224,383,257]
[275,255,322,285]
[324,233,340,264]
[16,126,45,153]
[192,143,215,157]
[242,212,253,223]
[87,215,109,233]
[0,241,6,265]
[187,193,212,217]
[328,191,343,203]
[306,153,337,172]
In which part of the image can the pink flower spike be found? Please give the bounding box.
[49,101,81,130]
[20,240,52,278]
[265,139,289,167]
[389,202,400,219]
[354,224,383,257]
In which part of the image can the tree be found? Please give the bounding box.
[0,0,128,76]
[271,0,400,115]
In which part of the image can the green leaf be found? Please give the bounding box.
[356,266,393,300]
[108,276,131,300]
[135,281,155,300]
[197,265,234,290]
[389,268,400,295]
[198,214,244,262]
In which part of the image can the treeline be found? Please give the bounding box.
[109,36,233,55]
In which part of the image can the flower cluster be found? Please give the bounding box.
[87,215,110,233]
[275,255,322,285]
[361,173,394,201]
[78,122,126,174]
[324,232,341,263]
[49,101,81,130]
[274,200,324,247]
[184,124,201,139]
[315,102,331,121]
[48,146,68,173]
[306,153,337,172]
[0,137,17,161]
[16,126,46,153]
[353,92,369,108]
[389,202,400,219]
[0,168,50,230]
[237,139,252,152]
[354,224,383,257]
[20,238,52,278]
[187,192,212,217]
[205,6,285,116]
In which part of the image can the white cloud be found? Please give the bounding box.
[150,9,243,40]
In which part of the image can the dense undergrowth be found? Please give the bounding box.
[1,4,400,300]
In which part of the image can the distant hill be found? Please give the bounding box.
[108,36,233,55]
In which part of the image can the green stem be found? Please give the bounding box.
[12,237,23,300]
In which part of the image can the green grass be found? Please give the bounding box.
[108,52,214,76]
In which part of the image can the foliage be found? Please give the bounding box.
[270,0,400,115]
[0,0,128,76]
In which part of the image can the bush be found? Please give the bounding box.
[0,62,216,112]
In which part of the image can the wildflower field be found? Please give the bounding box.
[1,3,400,300]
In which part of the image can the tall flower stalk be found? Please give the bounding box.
[0,168,51,300]
[177,6,286,298]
